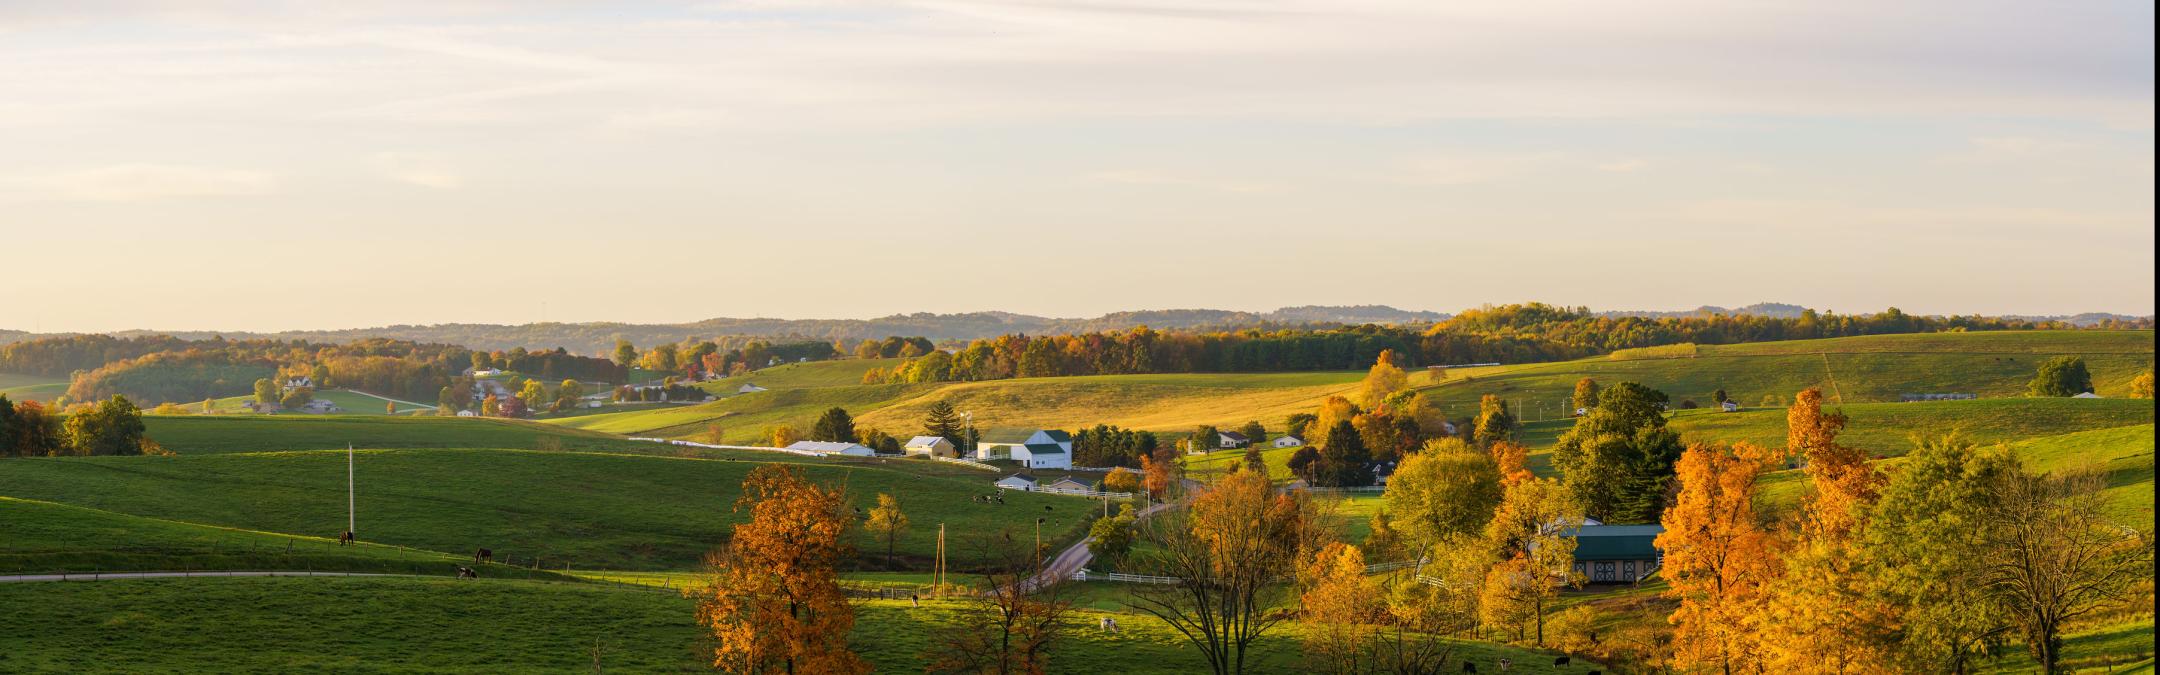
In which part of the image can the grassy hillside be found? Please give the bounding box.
[0,371,67,403]
[548,383,935,440]
[1664,398,2155,457]
[140,415,638,455]
[0,448,1098,570]
[697,357,903,394]
[0,576,1595,674]
[2005,424,2156,521]
[1421,330,2153,418]
[0,497,567,579]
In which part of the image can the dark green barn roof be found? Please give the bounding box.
[1567,525,1664,561]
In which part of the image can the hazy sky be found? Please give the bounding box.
[2,0,2153,333]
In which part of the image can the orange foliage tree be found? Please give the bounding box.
[1656,442,1781,675]
[1488,441,1532,486]
[687,465,869,674]
[1759,388,1891,673]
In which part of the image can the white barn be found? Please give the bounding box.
[1272,435,1304,448]
[977,429,1073,469]
[994,474,1039,490]
[785,441,877,457]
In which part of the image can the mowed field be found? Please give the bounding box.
[0,576,1595,674]
[0,447,1099,571]
[0,497,572,580]
[139,415,642,455]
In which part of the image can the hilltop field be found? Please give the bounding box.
[1,329,2152,672]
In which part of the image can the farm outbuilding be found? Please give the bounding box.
[903,435,957,457]
[1272,435,1303,448]
[785,441,876,457]
[977,430,1073,469]
[994,474,1038,490]
[1564,524,1665,583]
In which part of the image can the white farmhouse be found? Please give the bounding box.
[977,429,1073,469]
[1272,435,1304,448]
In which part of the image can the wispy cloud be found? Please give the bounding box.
[372,152,463,189]
[24,164,275,202]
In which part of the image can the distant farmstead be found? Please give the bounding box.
[1217,431,1251,449]
[976,430,1073,469]
[1565,524,1665,583]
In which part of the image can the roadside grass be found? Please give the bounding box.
[0,448,1098,571]
[0,496,571,580]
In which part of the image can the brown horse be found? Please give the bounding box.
[338,531,356,546]
[474,548,493,565]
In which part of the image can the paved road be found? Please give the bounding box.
[1018,500,1177,592]
[0,570,420,584]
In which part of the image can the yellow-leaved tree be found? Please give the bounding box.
[1758,388,1891,673]
[688,465,869,674]
[1657,442,1781,675]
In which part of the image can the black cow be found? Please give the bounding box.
[1554,656,1571,666]
[338,531,355,546]
[1461,662,1476,673]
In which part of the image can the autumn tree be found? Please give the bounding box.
[1757,388,1891,673]
[1129,470,1313,674]
[1087,503,1139,566]
[1488,441,1531,486]
[1358,351,1409,409]
[1103,467,1140,495]
[864,493,910,570]
[1139,447,1179,501]
[1571,378,1600,412]
[1480,477,1585,646]
[253,377,278,405]
[1471,395,1514,446]
[2026,355,2094,397]
[479,393,500,417]
[812,407,856,443]
[687,465,869,674]
[1300,542,1380,674]
[1284,412,1317,439]
[612,340,638,369]
[764,424,801,448]
[2130,370,2154,399]
[1657,442,1781,675]
[1309,396,1361,450]
[517,379,549,412]
[1384,437,1502,550]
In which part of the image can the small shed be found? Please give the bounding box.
[1720,401,1740,412]
[904,435,957,458]
[1272,435,1304,448]
[1044,477,1092,492]
[2073,392,2104,399]
[738,383,768,394]
[994,474,1038,490]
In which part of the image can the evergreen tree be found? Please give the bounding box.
[922,400,964,448]
[812,407,856,443]
[1550,381,1682,522]
[1313,420,1374,487]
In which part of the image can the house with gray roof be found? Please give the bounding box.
[975,429,1073,469]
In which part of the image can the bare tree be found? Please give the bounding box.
[1977,469,2155,674]
[925,529,1077,675]
[1126,471,1307,674]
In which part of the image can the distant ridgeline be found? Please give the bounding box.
[860,303,2151,383]
[0,335,624,407]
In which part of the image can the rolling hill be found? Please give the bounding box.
[0,448,1097,571]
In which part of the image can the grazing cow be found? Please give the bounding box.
[456,566,477,579]
[1462,662,1476,673]
[1498,658,1512,671]
[338,531,355,546]
[1554,656,1571,666]
[1097,617,1120,633]
[474,548,493,565]
[1587,671,1601,675]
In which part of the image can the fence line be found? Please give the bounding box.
[1292,485,1385,495]
[931,456,1000,471]
[1077,558,1422,585]
[997,485,1137,499]
[626,437,832,458]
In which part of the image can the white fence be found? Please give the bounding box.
[1077,558,1421,585]
[931,455,1000,472]
[626,438,830,458]
[997,485,1137,499]
[1293,485,1385,495]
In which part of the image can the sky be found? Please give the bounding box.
[1,0,2153,333]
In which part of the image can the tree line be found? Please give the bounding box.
[856,303,2106,385]
[1,394,164,457]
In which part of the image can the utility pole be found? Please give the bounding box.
[934,523,947,597]
[961,411,974,459]
[347,443,355,536]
